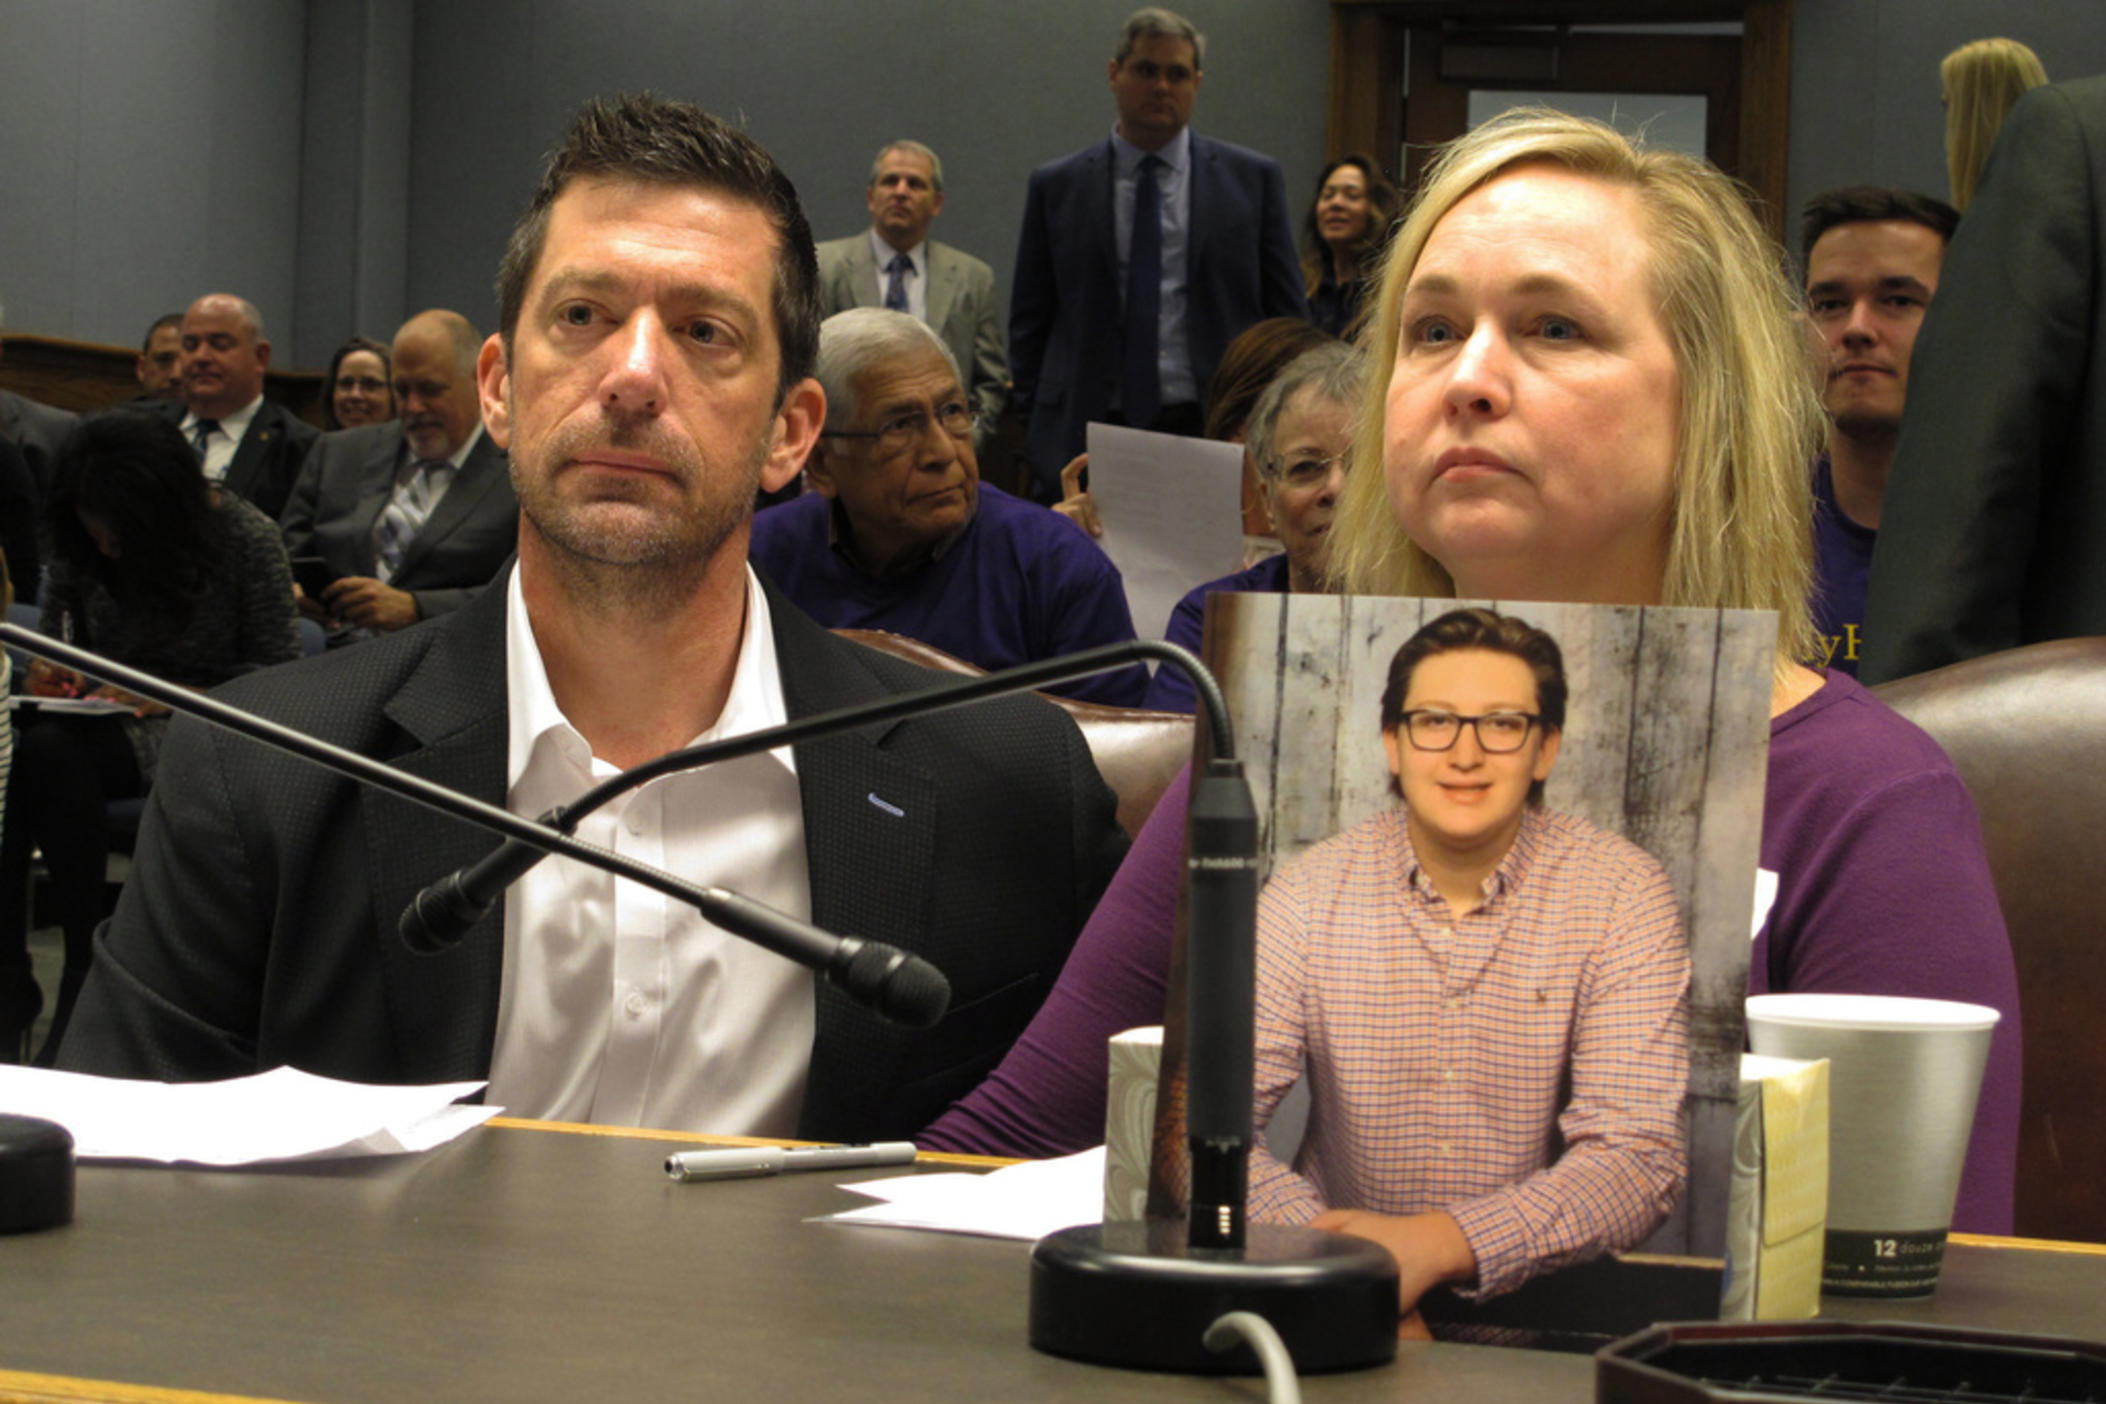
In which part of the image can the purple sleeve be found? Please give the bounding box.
[1757,761,2020,1235]
[918,765,1191,1156]
[1141,586,1208,712]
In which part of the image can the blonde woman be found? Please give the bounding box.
[923,112,2020,1253]
[1941,37,2048,210]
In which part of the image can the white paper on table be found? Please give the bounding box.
[0,1064,500,1165]
[815,1145,1106,1241]
[7,695,132,715]
[1084,423,1247,646]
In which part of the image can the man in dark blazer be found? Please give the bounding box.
[1860,75,2106,682]
[58,95,1128,1146]
[0,305,81,497]
[815,141,1008,443]
[1009,7,1308,495]
[280,310,517,632]
[162,293,318,521]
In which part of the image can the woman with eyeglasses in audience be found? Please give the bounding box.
[320,335,397,431]
[921,110,2020,1248]
[0,411,300,1061]
[1142,342,1359,710]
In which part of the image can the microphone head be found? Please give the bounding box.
[834,941,951,1029]
[398,876,487,956]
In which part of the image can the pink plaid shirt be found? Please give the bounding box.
[1249,804,1690,1297]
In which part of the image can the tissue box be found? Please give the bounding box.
[1722,1052,1830,1320]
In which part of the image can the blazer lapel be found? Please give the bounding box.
[1185,134,1214,284]
[392,432,506,581]
[768,589,942,1135]
[924,244,956,334]
[1090,140,1121,293]
[846,236,882,309]
[223,403,278,504]
[364,581,513,1081]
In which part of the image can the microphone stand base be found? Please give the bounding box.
[1028,1220,1399,1373]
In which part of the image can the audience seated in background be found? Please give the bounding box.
[0,438,39,600]
[1798,187,1956,676]
[2,411,299,1063]
[0,296,81,499]
[750,308,1148,706]
[1862,73,2106,683]
[55,96,1128,1148]
[129,313,185,406]
[1009,6,1307,497]
[282,310,516,635]
[1144,341,1358,711]
[922,111,2022,1249]
[1302,155,1400,339]
[161,293,318,521]
[815,140,1008,451]
[320,335,397,431]
[1250,609,1687,1324]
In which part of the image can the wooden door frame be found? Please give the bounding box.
[1327,0,1792,239]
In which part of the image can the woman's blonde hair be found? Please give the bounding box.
[1942,38,2048,211]
[1327,108,1822,666]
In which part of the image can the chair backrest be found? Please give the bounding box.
[834,629,1193,839]
[1872,637,2106,1243]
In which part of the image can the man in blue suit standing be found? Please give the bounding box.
[1009,7,1308,498]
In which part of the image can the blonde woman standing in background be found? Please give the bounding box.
[1942,37,2048,210]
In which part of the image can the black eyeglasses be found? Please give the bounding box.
[1397,709,1540,753]
[820,400,978,455]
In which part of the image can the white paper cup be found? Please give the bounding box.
[1745,993,1999,1298]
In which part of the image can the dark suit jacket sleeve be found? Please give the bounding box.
[1860,82,2101,681]
[1008,168,1056,435]
[1257,156,1311,321]
[279,433,327,557]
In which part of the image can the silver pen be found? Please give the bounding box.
[663,1141,918,1183]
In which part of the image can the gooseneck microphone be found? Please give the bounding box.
[0,624,963,1028]
[395,638,1240,956]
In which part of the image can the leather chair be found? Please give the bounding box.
[1873,637,2106,1243]
[834,630,1194,839]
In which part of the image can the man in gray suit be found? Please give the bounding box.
[814,141,1008,444]
[281,309,516,633]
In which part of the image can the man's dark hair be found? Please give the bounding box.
[140,312,183,355]
[494,93,822,402]
[1799,186,1960,271]
[1380,607,1567,805]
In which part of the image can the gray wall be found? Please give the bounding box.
[0,0,308,354]
[1787,0,2106,255]
[402,1,1332,343]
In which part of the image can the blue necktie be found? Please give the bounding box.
[1121,155,1163,428]
[884,253,912,312]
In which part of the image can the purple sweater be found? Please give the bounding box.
[919,671,2023,1236]
[749,483,1147,706]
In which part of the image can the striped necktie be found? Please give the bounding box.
[374,460,443,583]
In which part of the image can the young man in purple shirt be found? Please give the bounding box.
[750,309,1147,706]
[1800,187,1957,675]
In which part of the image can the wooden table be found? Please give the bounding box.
[2,1119,2100,1404]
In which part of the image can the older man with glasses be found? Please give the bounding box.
[750,308,1147,705]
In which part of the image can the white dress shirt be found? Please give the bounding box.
[181,395,263,483]
[866,229,930,323]
[487,564,815,1135]
[1111,125,1196,406]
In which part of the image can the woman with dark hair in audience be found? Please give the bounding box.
[921,111,2020,1250]
[1941,37,2048,211]
[1301,155,1400,339]
[0,411,299,1060]
[320,335,397,431]
[1142,341,1360,710]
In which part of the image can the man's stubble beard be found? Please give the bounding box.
[513,410,770,615]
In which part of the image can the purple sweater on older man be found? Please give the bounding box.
[918,670,2022,1236]
[749,483,1148,706]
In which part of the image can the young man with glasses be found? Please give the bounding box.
[750,308,1147,705]
[1245,607,1691,1331]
